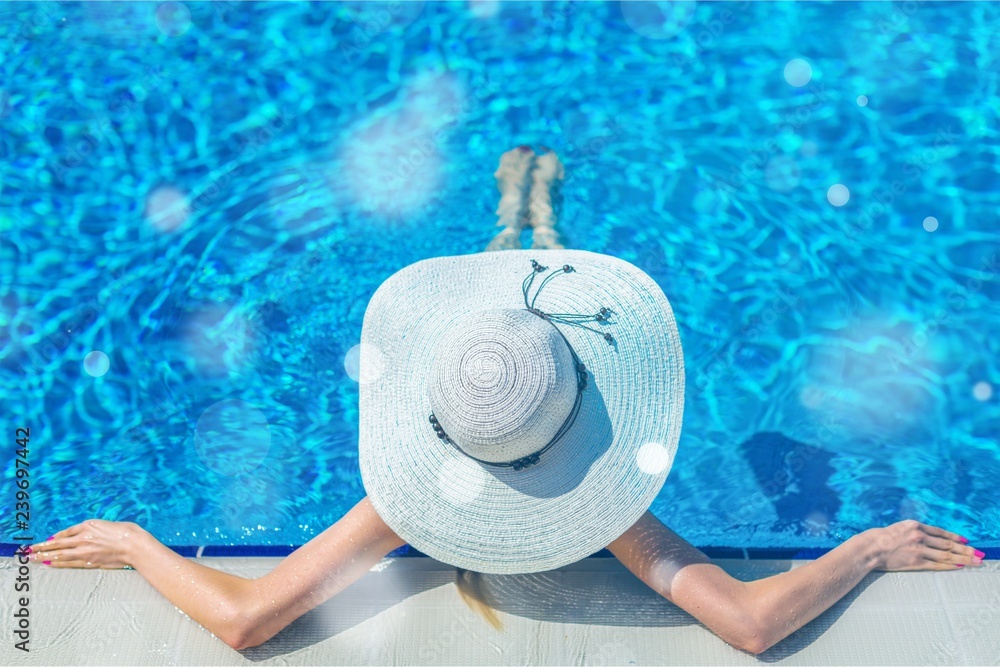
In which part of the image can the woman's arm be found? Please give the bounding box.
[607,512,983,655]
[28,496,405,650]
[234,496,405,649]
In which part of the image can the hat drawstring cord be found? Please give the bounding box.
[522,259,616,345]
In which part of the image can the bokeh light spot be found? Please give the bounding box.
[827,183,850,206]
[973,381,992,401]
[195,399,271,476]
[620,0,697,40]
[467,0,500,19]
[145,186,190,232]
[337,71,470,219]
[344,342,387,385]
[156,2,191,37]
[636,442,672,475]
[182,305,256,375]
[784,59,813,87]
[856,95,869,107]
[923,216,939,232]
[799,384,825,409]
[84,351,110,377]
[803,317,937,441]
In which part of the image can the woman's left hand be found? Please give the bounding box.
[866,519,985,572]
[26,519,144,569]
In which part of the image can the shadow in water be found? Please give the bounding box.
[740,431,841,533]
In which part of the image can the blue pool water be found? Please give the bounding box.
[1,1,998,551]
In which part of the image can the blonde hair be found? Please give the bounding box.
[455,568,504,631]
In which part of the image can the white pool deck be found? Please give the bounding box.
[2,554,998,666]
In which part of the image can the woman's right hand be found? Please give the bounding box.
[866,519,985,571]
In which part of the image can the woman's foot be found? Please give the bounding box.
[484,225,521,251]
[531,225,563,250]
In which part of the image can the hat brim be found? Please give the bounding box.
[358,249,684,574]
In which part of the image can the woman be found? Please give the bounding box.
[24,147,985,655]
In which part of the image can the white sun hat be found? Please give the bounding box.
[357,248,685,575]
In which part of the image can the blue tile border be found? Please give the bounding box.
[4,543,997,561]
[703,547,748,559]
[170,546,200,558]
[200,545,298,557]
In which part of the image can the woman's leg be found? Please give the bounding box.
[484,145,567,251]
[526,147,565,249]
[484,145,535,251]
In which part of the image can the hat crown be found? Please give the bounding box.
[427,308,578,464]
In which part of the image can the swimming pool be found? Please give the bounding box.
[1,1,997,553]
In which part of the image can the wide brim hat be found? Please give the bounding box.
[358,248,684,574]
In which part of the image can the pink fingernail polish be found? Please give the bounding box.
[973,549,985,558]
[955,564,964,568]
[958,536,969,544]
[24,547,32,555]
[47,536,54,541]
[43,561,50,565]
